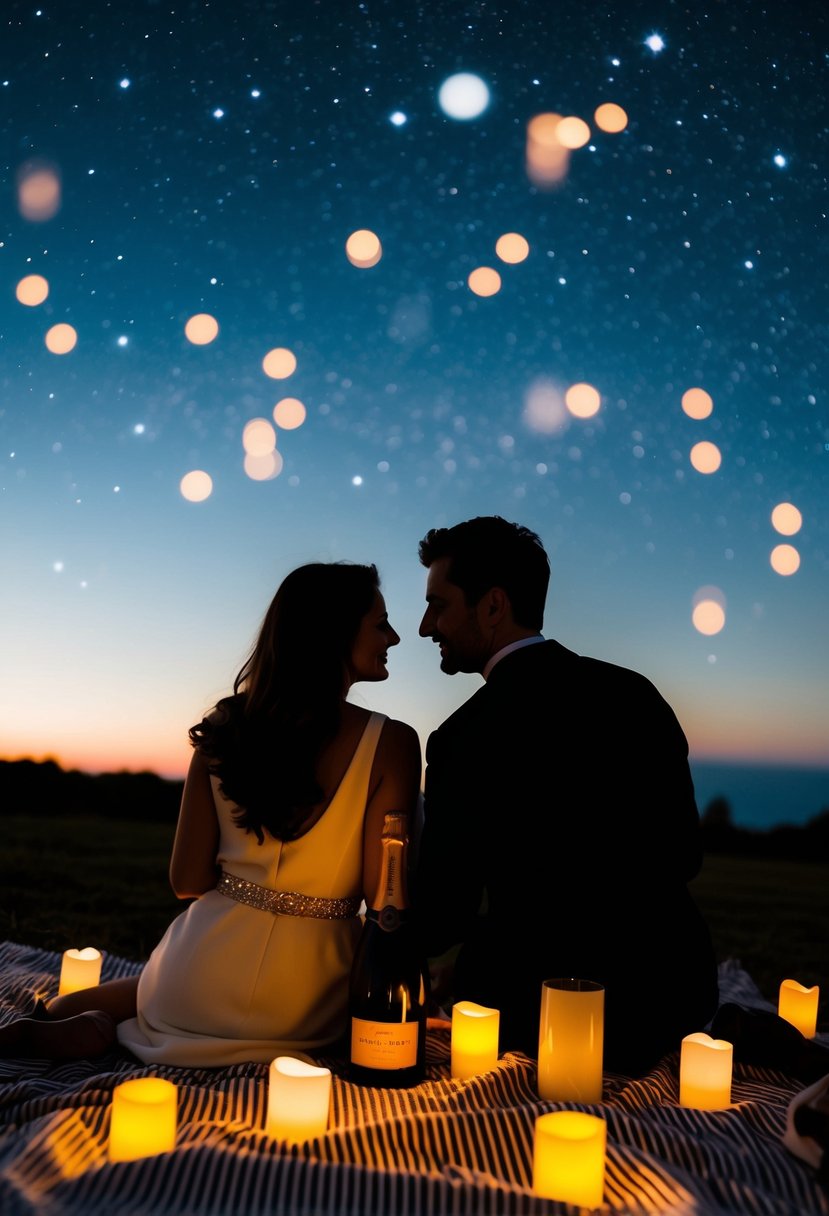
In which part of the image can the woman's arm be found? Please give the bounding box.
[362,718,422,906]
[169,750,221,899]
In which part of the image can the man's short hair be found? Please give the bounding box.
[418,515,549,630]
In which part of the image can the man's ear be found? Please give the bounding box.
[480,586,509,625]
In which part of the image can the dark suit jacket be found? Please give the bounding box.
[415,639,719,1074]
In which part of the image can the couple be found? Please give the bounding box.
[7,516,719,1077]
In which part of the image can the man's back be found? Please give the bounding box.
[416,639,719,1074]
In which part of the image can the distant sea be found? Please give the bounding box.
[690,761,829,831]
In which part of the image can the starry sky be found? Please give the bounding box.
[2,0,827,789]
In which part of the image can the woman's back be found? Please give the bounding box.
[117,711,387,1067]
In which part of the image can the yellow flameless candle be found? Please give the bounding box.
[537,978,604,1102]
[267,1056,332,1142]
[778,979,819,1039]
[108,1078,177,1162]
[533,1111,606,1208]
[451,1000,500,1079]
[58,947,102,995]
[679,1032,733,1109]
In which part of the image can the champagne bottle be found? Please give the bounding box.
[348,812,429,1087]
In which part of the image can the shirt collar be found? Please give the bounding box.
[483,634,545,681]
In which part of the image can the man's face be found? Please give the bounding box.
[419,557,490,675]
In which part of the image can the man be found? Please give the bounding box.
[414,515,719,1075]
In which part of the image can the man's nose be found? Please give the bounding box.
[418,611,431,637]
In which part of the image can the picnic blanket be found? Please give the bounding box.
[1,941,826,1215]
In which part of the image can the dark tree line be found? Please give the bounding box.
[2,759,827,861]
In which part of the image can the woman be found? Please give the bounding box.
[4,562,421,1065]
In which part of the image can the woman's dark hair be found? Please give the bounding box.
[189,561,380,842]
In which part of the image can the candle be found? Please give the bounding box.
[778,979,819,1039]
[537,978,604,1103]
[533,1111,606,1208]
[108,1077,177,1162]
[679,1032,733,1110]
[267,1056,332,1143]
[58,947,103,995]
[451,1000,500,1079]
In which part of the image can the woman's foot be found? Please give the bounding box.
[0,1010,117,1060]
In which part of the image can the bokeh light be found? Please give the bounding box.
[467,266,502,297]
[345,229,382,268]
[44,323,78,355]
[184,313,219,345]
[16,161,62,221]
[692,600,726,636]
[495,232,530,264]
[525,112,570,186]
[242,418,277,456]
[692,586,726,636]
[15,274,49,306]
[273,397,307,429]
[771,502,803,536]
[689,440,722,473]
[437,72,490,120]
[555,115,591,149]
[681,387,714,419]
[565,382,601,418]
[594,103,628,133]
[262,347,297,379]
[523,380,567,434]
[244,450,284,481]
[180,470,213,502]
[770,544,800,575]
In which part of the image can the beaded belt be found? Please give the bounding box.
[216,871,360,920]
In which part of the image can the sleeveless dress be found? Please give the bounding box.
[117,712,387,1066]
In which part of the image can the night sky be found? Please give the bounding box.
[2,1,827,785]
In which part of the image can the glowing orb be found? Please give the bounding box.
[770,544,800,576]
[525,113,570,186]
[45,323,77,354]
[594,103,628,133]
[262,347,297,379]
[438,73,490,120]
[345,229,382,268]
[242,418,276,456]
[523,380,567,435]
[467,266,501,297]
[273,397,307,429]
[690,441,721,473]
[565,382,601,418]
[180,470,213,502]
[681,387,714,419]
[495,233,529,264]
[244,450,284,481]
[555,116,591,149]
[692,600,726,636]
[17,162,61,220]
[184,313,219,345]
[16,274,49,306]
[770,502,802,536]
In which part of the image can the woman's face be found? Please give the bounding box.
[347,590,401,684]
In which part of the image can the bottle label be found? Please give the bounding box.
[351,1017,418,1069]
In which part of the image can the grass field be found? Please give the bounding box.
[2,814,826,1027]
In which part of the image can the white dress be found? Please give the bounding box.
[117,712,386,1066]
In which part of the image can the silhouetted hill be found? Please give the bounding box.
[2,759,827,861]
[0,758,184,823]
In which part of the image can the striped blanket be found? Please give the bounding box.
[1,942,826,1215]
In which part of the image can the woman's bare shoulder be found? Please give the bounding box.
[377,715,421,759]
